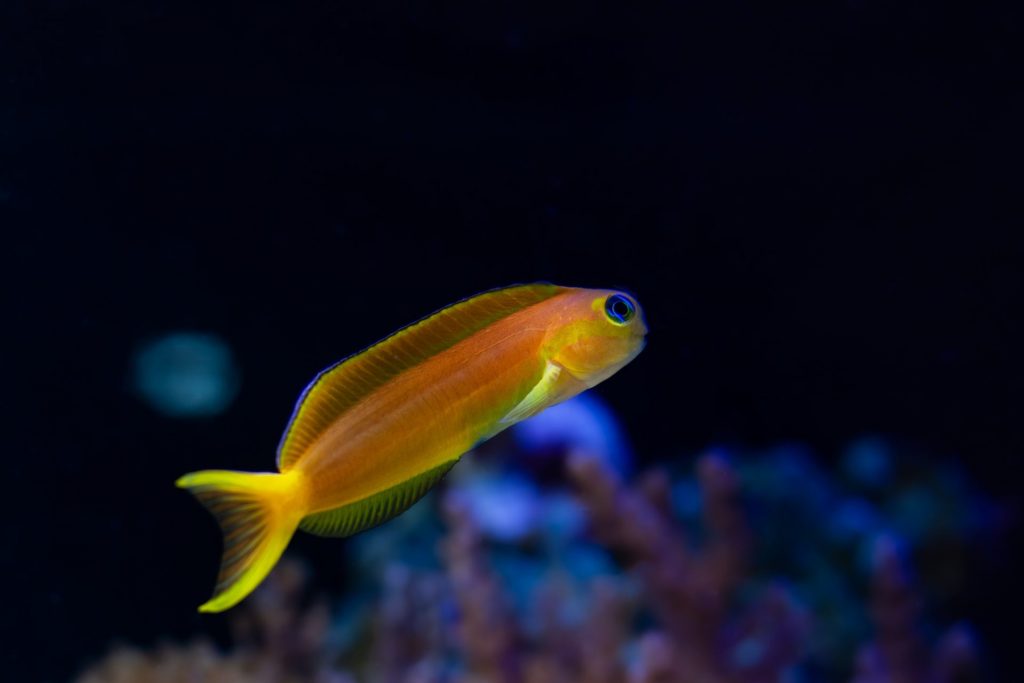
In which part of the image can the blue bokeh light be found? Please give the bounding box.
[132,332,240,418]
[513,393,633,474]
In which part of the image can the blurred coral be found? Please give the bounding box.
[75,424,999,682]
[851,536,980,683]
[442,493,523,683]
[567,451,809,683]
[75,641,261,683]
[75,562,349,683]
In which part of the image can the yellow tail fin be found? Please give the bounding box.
[176,469,305,613]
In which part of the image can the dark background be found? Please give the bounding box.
[2,2,1020,681]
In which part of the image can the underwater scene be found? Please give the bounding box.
[5,2,1018,682]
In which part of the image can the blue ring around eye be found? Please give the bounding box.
[605,294,635,324]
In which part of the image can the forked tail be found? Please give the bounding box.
[176,469,305,612]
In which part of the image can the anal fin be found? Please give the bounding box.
[299,460,457,537]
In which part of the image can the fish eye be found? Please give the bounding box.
[604,294,636,325]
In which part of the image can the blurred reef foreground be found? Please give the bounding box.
[77,397,1002,683]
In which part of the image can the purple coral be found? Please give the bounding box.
[441,493,523,683]
[74,560,349,683]
[74,442,992,683]
[851,535,980,683]
[567,450,810,683]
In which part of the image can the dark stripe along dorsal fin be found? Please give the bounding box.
[299,459,457,537]
[276,283,565,471]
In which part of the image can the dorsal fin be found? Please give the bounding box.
[276,283,565,471]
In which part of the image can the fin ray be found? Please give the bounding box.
[500,360,566,425]
[299,460,457,537]
[176,470,303,612]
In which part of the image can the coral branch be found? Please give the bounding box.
[852,536,981,683]
[441,492,523,683]
[74,437,993,683]
[568,450,805,683]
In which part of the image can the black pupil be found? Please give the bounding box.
[607,295,634,323]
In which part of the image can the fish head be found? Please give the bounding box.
[546,288,647,388]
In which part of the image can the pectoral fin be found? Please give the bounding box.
[500,361,571,425]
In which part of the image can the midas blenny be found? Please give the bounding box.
[177,283,647,612]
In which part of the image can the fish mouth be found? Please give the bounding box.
[631,322,648,350]
[637,317,650,338]
[628,335,647,363]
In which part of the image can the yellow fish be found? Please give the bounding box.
[177,284,646,612]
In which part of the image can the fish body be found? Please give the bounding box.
[178,284,646,612]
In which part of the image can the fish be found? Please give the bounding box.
[177,283,647,612]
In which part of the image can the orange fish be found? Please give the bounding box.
[177,284,646,611]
